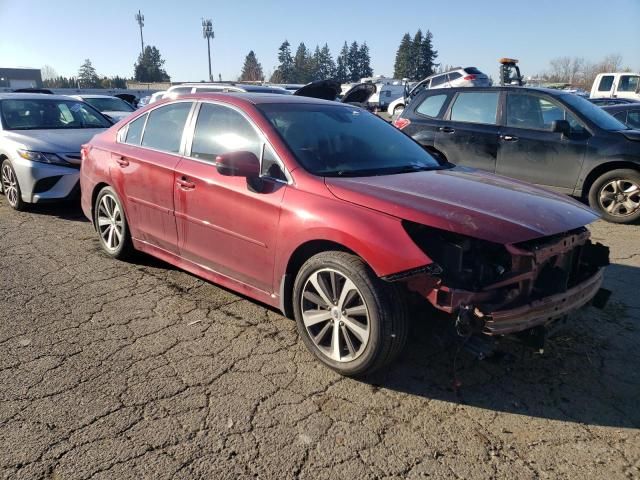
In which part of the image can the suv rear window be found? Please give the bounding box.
[415,94,447,118]
[463,67,482,75]
[450,92,499,124]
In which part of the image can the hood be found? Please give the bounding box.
[294,80,341,101]
[102,111,131,122]
[3,128,106,153]
[325,167,599,244]
[621,129,640,142]
[341,83,376,104]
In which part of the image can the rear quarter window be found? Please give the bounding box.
[123,114,146,145]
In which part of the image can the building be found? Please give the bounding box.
[0,68,43,89]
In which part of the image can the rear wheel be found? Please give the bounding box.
[94,186,133,259]
[1,160,25,211]
[588,169,640,223]
[393,104,405,118]
[293,251,408,376]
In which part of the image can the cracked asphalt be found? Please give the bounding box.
[0,197,638,480]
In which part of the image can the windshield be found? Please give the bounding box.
[0,98,111,130]
[83,97,134,112]
[258,103,444,177]
[562,94,628,131]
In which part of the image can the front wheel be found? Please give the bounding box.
[94,186,133,259]
[588,169,640,224]
[2,160,25,211]
[292,251,408,376]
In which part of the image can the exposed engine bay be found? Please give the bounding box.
[391,222,611,337]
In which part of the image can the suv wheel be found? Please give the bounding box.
[393,104,405,118]
[94,186,133,259]
[293,251,408,376]
[588,169,640,224]
[1,160,25,211]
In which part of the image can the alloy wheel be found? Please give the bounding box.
[2,164,19,207]
[97,194,124,251]
[301,268,370,363]
[599,179,640,217]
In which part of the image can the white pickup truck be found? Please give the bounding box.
[590,72,640,101]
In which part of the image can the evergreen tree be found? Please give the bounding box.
[271,40,294,83]
[293,42,311,83]
[239,50,264,81]
[393,33,413,79]
[134,46,170,82]
[336,42,349,83]
[347,41,360,82]
[417,30,438,79]
[358,42,373,79]
[310,46,322,81]
[78,59,99,88]
[411,30,423,80]
[317,43,336,80]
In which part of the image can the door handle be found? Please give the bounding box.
[176,176,196,190]
[439,127,455,134]
[113,155,129,167]
[501,135,518,142]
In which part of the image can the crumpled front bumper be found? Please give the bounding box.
[480,268,604,335]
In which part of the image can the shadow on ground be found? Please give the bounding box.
[364,263,640,430]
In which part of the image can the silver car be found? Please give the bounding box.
[70,94,136,122]
[0,93,111,210]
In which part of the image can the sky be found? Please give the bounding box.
[1,0,639,82]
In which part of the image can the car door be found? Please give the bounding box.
[110,101,194,253]
[496,92,587,191]
[594,75,615,98]
[434,90,501,172]
[173,101,287,293]
[402,91,451,150]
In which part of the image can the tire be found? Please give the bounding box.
[1,160,25,211]
[94,186,133,259]
[392,104,405,118]
[292,251,409,376]
[588,169,640,224]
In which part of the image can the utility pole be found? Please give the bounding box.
[135,10,145,57]
[202,18,214,82]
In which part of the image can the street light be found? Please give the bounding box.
[202,18,214,82]
[135,10,145,57]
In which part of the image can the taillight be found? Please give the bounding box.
[463,74,477,81]
[393,118,411,130]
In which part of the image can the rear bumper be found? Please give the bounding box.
[481,268,604,335]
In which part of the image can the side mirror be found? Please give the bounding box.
[215,151,260,177]
[551,119,571,136]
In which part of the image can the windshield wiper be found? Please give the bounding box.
[320,164,442,177]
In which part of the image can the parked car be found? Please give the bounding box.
[590,73,640,101]
[294,80,376,107]
[80,93,609,375]
[0,93,111,210]
[164,83,291,99]
[387,68,491,118]
[603,104,640,130]
[70,94,136,122]
[394,86,640,223]
[590,97,639,107]
[147,91,167,105]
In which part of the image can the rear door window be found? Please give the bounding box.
[450,91,499,124]
[627,111,640,129]
[141,102,193,153]
[415,94,448,118]
[598,75,614,92]
[430,75,447,88]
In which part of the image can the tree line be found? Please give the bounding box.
[393,29,438,81]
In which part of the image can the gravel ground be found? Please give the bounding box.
[0,197,638,480]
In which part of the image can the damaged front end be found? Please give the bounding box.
[390,221,611,339]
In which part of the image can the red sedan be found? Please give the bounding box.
[80,93,609,376]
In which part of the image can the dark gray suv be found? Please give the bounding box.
[394,87,640,223]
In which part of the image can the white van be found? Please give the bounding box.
[590,73,640,101]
